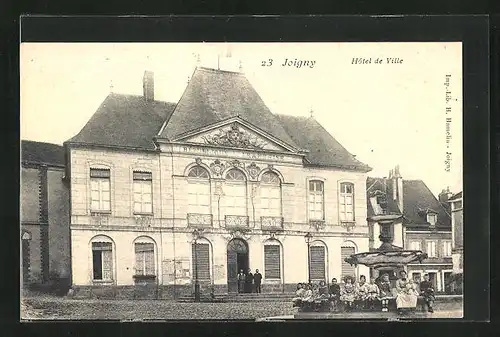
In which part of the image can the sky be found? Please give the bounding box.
[20,42,463,198]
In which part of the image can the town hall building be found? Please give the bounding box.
[65,67,372,299]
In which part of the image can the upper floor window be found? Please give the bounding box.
[133,171,152,214]
[427,213,437,226]
[187,166,210,214]
[260,171,281,217]
[188,166,210,179]
[339,182,355,222]
[90,168,111,212]
[308,180,324,220]
[427,241,437,257]
[410,241,421,251]
[224,169,247,216]
[443,240,452,257]
[453,200,463,210]
[226,168,246,181]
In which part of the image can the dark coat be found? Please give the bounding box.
[245,273,254,283]
[329,284,341,296]
[254,272,262,284]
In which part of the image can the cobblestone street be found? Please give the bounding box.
[21,295,463,321]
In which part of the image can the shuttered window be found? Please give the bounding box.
[92,242,113,281]
[135,242,155,275]
[192,243,210,281]
[264,245,281,279]
[341,247,356,280]
[309,246,326,280]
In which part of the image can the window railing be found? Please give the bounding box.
[135,215,154,227]
[309,219,326,230]
[340,221,356,232]
[225,215,250,229]
[261,216,284,230]
[90,213,110,226]
[187,213,213,228]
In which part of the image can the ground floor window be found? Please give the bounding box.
[264,245,281,279]
[135,242,155,276]
[192,243,210,281]
[310,245,326,281]
[92,242,113,281]
[341,246,356,280]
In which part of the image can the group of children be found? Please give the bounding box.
[292,273,436,313]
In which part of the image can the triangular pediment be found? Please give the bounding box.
[172,117,298,152]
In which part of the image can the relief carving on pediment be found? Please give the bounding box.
[201,123,268,150]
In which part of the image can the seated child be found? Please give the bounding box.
[292,283,305,307]
[340,276,356,311]
[329,278,341,311]
[366,277,380,310]
[377,273,394,312]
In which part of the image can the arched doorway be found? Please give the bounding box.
[227,238,249,293]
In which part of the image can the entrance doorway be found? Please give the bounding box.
[227,238,249,293]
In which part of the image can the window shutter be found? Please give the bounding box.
[133,172,152,181]
[90,168,110,178]
[102,250,113,280]
[192,243,210,281]
[310,246,325,280]
[341,247,356,280]
[264,245,281,279]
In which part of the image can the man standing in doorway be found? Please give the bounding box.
[254,269,262,294]
[245,268,254,293]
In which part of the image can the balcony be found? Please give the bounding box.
[309,219,325,230]
[261,216,284,231]
[187,213,213,228]
[134,215,153,227]
[90,212,110,226]
[225,215,249,230]
[341,221,356,232]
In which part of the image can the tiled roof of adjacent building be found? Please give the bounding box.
[274,114,371,171]
[158,67,298,148]
[21,140,65,167]
[402,180,451,229]
[366,177,451,230]
[67,93,177,150]
[67,67,371,171]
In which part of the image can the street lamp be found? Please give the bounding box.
[192,229,201,302]
[304,232,313,284]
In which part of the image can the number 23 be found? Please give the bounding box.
[261,59,273,67]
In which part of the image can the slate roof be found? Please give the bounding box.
[402,180,451,229]
[274,114,371,172]
[448,191,463,201]
[67,93,177,150]
[68,67,371,171]
[21,140,65,167]
[159,67,297,148]
[366,177,451,230]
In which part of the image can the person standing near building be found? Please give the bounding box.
[237,269,245,293]
[254,269,262,294]
[419,273,435,313]
[245,268,254,293]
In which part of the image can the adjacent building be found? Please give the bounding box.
[65,67,373,299]
[448,191,463,293]
[21,140,71,290]
[366,167,454,293]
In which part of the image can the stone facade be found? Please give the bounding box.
[69,145,370,297]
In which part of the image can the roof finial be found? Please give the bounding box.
[109,80,114,93]
[239,60,243,73]
[309,106,314,118]
[195,53,201,65]
[187,76,191,84]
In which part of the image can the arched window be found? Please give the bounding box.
[309,240,327,281]
[260,171,282,217]
[192,238,212,281]
[224,169,247,216]
[339,182,355,222]
[90,235,114,282]
[340,241,357,281]
[134,237,156,277]
[188,166,210,179]
[187,166,210,214]
[264,239,282,280]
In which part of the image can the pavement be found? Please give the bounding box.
[20,294,463,321]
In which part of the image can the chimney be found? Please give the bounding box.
[143,70,154,101]
[438,186,453,203]
[391,165,404,213]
